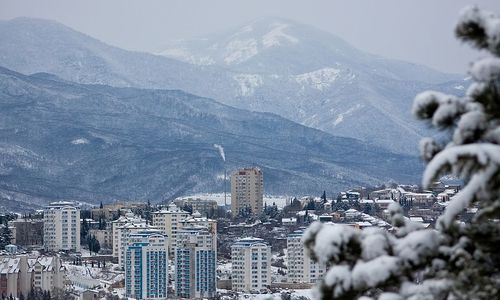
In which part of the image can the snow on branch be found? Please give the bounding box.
[422,144,500,229]
[456,5,500,55]
[470,57,500,82]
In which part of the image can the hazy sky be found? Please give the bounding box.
[1,0,500,74]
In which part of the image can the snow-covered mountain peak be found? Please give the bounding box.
[159,17,307,67]
[262,22,299,48]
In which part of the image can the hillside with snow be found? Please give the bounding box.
[0,17,463,154]
[0,67,421,208]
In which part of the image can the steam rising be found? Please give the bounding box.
[214,144,226,162]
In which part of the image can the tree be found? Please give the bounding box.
[182,203,193,214]
[80,218,89,244]
[144,199,153,224]
[0,220,12,250]
[321,191,327,203]
[303,6,500,300]
[88,235,100,255]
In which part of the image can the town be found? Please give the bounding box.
[0,167,465,300]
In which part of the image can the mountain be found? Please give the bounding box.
[0,17,463,155]
[160,17,456,82]
[0,67,421,210]
[159,17,467,154]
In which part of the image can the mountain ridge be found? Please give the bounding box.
[0,66,421,210]
[0,17,464,155]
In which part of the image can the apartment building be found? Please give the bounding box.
[175,225,217,299]
[89,228,113,249]
[287,229,326,284]
[0,255,66,298]
[174,198,218,216]
[117,224,162,268]
[9,218,44,248]
[152,204,190,254]
[230,167,264,218]
[111,212,145,258]
[43,202,80,252]
[125,232,168,300]
[231,237,270,293]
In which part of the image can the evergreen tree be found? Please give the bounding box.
[182,203,193,214]
[80,218,89,245]
[303,6,500,300]
[0,220,12,250]
[321,190,327,203]
[88,234,100,255]
[144,199,152,224]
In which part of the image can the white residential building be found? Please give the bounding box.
[231,237,270,293]
[111,212,145,258]
[175,225,217,299]
[287,229,326,284]
[117,223,162,268]
[152,204,190,254]
[43,201,80,252]
[179,211,217,247]
[231,167,264,218]
[0,255,66,298]
[125,232,169,300]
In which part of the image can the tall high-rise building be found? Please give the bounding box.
[287,229,326,284]
[43,201,80,252]
[175,224,217,299]
[152,203,190,253]
[125,231,168,300]
[230,167,264,218]
[231,237,270,293]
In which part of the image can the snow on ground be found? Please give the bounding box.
[295,67,341,91]
[218,261,232,279]
[233,74,263,96]
[177,193,291,208]
[71,138,89,145]
[158,47,216,65]
[65,262,123,291]
[333,104,363,126]
[262,23,299,48]
[224,39,259,65]
[225,289,314,300]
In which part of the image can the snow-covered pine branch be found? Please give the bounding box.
[304,5,500,300]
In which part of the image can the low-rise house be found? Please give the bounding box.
[281,218,297,226]
[174,197,218,216]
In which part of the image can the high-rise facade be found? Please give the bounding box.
[125,232,168,300]
[230,167,264,218]
[231,237,270,293]
[43,201,80,252]
[152,203,190,253]
[118,224,162,268]
[175,225,217,299]
[111,212,145,258]
[287,229,326,284]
